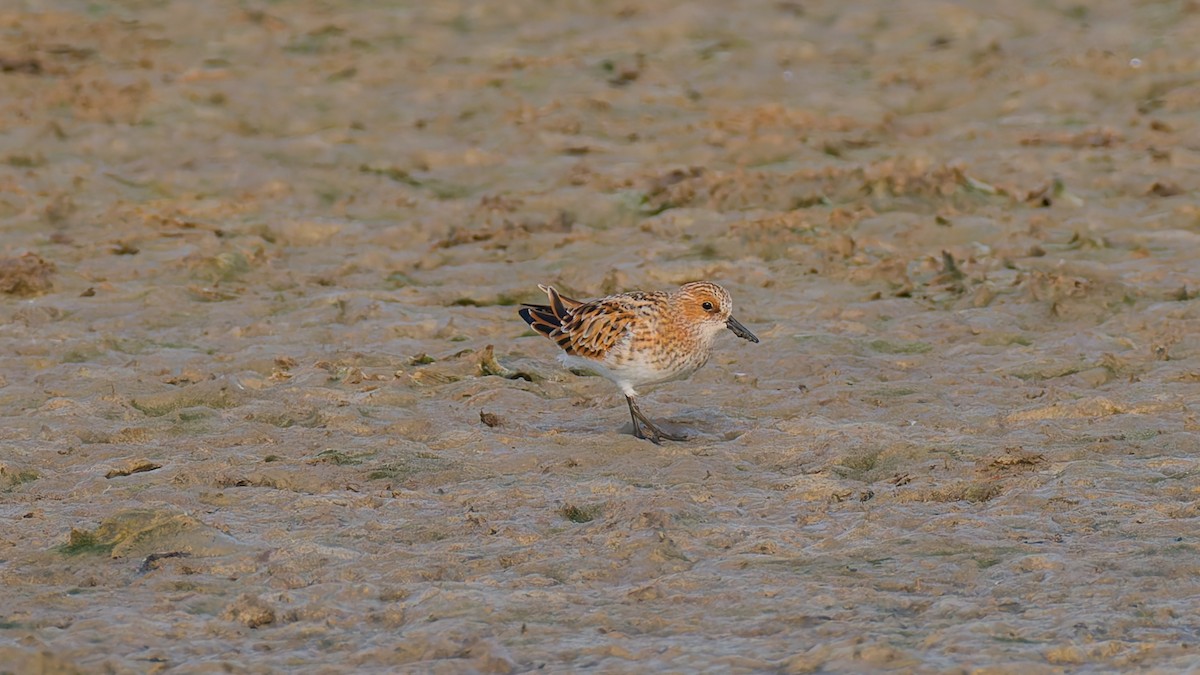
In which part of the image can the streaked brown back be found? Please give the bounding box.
[519,286,650,360]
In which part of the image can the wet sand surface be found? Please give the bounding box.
[2,0,1199,672]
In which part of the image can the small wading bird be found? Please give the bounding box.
[519,281,759,444]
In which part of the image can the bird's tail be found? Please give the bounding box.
[519,304,560,338]
[519,285,580,338]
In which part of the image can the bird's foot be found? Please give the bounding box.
[632,425,663,445]
[632,419,688,444]
[626,395,688,443]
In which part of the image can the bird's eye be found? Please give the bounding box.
[701,301,715,312]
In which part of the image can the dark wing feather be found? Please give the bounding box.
[551,290,583,310]
[519,286,641,360]
[554,297,640,359]
[519,304,560,339]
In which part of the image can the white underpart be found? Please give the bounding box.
[557,320,723,398]
[558,353,640,397]
[557,353,700,398]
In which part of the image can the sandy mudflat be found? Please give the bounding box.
[1,0,1199,672]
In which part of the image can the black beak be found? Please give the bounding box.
[726,316,759,343]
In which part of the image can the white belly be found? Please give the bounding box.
[558,351,705,398]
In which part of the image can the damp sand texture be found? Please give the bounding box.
[2,0,1200,672]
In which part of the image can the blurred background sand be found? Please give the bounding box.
[1,0,1199,671]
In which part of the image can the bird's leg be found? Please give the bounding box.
[625,395,687,443]
[625,395,654,444]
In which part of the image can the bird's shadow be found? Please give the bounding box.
[621,408,748,443]
[527,404,749,443]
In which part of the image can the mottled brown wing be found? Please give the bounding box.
[554,296,640,359]
[520,286,648,360]
[539,284,583,312]
[519,285,579,341]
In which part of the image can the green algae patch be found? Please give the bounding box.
[57,509,241,558]
[366,452,450,481]
[190,251,251,282]
[1,463,39,490]
[131,380,245,417]
[59,529,117,557]
[310,448,373,466]
[866,339,933,354]
[559,503,604,523]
